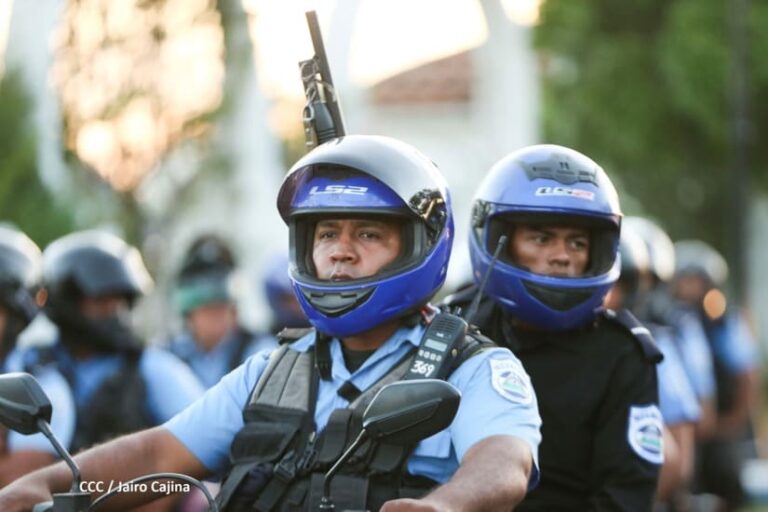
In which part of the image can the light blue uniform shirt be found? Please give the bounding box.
[165,323,542,487]
[166,329,278,389]
[708,311,758,374]
[673,311,717,401]
[5,343,205,454]
[655,329,701,425]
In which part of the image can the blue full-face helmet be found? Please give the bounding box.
[277,135,453,338]
[469,144,622,330]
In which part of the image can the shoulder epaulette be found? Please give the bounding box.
[603,309,663,364]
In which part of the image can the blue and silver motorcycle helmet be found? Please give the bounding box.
[277,135,453,338]
[469,144,622,330]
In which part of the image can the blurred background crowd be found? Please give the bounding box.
[1,0,767,510]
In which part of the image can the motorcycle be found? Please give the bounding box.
[0,372,460,512]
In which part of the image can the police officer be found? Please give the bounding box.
[0,136,542,512]
[445,144,663,510]
[0,226,47,483]
[673,239,760,509]
[0,226,42,369]
[2,231,204,482]
[166,234,276,389]
[625,217,718,439]
[605,227,700,505]
[261,250,310,334]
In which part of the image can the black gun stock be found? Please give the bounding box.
[300,10,346,148]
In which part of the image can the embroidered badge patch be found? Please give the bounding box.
[490,359,533,405]
[627,404,664,464]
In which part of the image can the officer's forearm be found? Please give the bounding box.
[74,427,209,511]
[0,450,56,487]
[422,435,532,511]
[0,427,208,512]
[718,370,759,437]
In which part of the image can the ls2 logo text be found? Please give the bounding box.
[309,185,368,195]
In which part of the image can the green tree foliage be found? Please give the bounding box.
[534,0,765,249]
[0,69,77,247]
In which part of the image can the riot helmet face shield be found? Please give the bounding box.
[42,231,152,353]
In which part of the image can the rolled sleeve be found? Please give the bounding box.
[449,348,541,473]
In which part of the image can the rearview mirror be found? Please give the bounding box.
[0,372,52,435]
[362,379,461,445]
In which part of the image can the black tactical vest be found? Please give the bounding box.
[217,327,494,512]
[27,346,152,454]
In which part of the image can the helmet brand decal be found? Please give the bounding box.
[309,185,368,195]
[535,186,595,201]
[490,359,533,405]
[627,404,664,464]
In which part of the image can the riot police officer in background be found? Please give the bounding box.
[605,227,700,507]
[1,230,203,490]
[0,225,42,368]
[0,136,542,512]
[166,234,276,389]
[445,144,663,510]
[624,217,718,440]
[0,226,60,487]
[673,239,760,510]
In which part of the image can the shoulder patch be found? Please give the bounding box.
[627,404,664,465]
[604,309,664,363]
[490,359,533,405]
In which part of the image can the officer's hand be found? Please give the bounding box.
[379,498,447,512]
[0,482,53,512]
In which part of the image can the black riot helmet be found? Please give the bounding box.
[173,234,238,315]
[0,226,42,357]
[42,230,153,353]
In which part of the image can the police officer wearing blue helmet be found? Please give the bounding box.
[445,144,664,511]
[0,136,542,512]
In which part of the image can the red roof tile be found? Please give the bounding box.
[371,50,472,105]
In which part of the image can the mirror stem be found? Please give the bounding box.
[37,418,82,493]
[319,429,368,510]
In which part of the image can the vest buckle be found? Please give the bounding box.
[273,450,298,483]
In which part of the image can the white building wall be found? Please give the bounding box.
[363,12,540,289]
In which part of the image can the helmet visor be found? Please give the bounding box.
[484,212,619,277]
